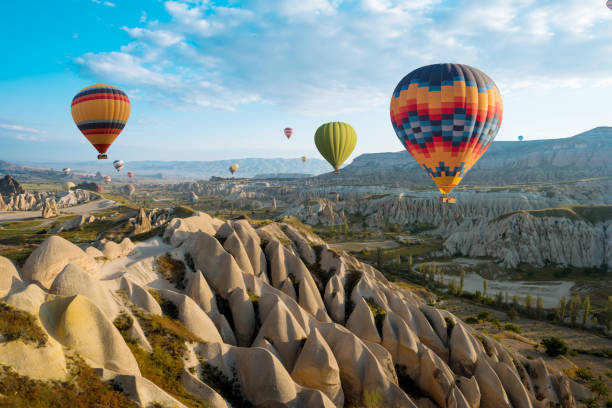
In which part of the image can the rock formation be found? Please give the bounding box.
[132,207,152,235]
[0,212,591,407]
[0,174,24,196]
[41,198,59,218]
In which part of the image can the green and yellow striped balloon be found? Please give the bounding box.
[314,122,357,174]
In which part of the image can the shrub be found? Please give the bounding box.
[0,301,47,347]
[366,298,387,335]
[0,358,138,408]
[156,253,187,290]
[589,379,610,399]
[200,363,251,407]
[466,316,479,324]
[504,323,522,334]
[541,337,569,357]
[507,308,518,321]
[575,367,594,382]
[477,311,491,321]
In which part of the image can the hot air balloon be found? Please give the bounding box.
[301,156,307,163]
[284,128,293,139]
[124,184,135,196]
[314,122,357,174]
[390,63,503,204]
[607,0,612,9]
[64,182,75,191]
[113,160,125,172]
[229,163,239,176]
[71,84,130,160]
[127,171,134,179]
[62,168,71,176]
[518,135,524,142]
[189,191,199,203]
[104,176,111,184]
[97,186,105,192]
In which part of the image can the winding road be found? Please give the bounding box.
[0,198,116,224]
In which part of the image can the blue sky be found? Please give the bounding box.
[1,0,612,163]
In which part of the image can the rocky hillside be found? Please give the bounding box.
[0,212,591,407]
[283,180,612,269]
[0,189,95,212]
[0,175,24,196]
[318,127,612,187]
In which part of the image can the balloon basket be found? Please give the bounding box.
[333,169,340,174]
[98,154,108,160]
[439,196,456,204]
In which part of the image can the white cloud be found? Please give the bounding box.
[140,11,147,23]
[74,0,612,116]
[91,0,115,7]
[0,124,44,134]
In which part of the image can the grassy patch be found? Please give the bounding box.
[172,205,196,219]
[148,290,179,320]
[365,298,386,336]
[0,358,138,408]
[503,323,522,334]
[156,253,187,290]
[494,205,612,224]
[0,301,47,347]
[115,309,205,408]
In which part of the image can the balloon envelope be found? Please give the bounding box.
[229,164,239,175]
[284,128,293,139]
[113,160,125,172]
[127,171,134,178]
[71,84,130,159]
[607,0,612,9]
[314,122,357,173]
[64,182,75,190]
[518,135,524,142]
[62,168,71,175]
[104,176,111,184]
[390,63,503,195]
[301,156,307,162]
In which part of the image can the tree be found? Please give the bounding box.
[376,248,384,270]
[556,295,567,324]
[582,296,591,326]
[483,280,488,299]
[536,297,543,319]
[459,270,465,295]
[569,295,581,327]
[525,294,533,317]
[504,291,509,305]
[512,295,520,311]
[495,291,503,307]
[604,296,612,332]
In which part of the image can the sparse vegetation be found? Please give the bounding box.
[0,357,138,408]
[0,301,47,347]
[366,298,387,335]
[156,253,187,290]
[504,323,522,334]
[200,363,251,407]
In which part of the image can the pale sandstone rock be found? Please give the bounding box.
[0,256,24,298]
[40,295,140,375]
[185,270,219,317]
[50,263,121,320]
[228,287,256,347]
[180,369,229,408]
[4,283,47,315]
[346,296,381,344]
[290,328,344,406]
[457,376,481,408]
[96,238,135,260]
[323,273,345,323]
[113,374,188,408]
[23,236,99,289]
[0,338,67,381]
[164,213,220,246]
[449,323,479,376]
[473,357,511,408]
[119,277,162,315]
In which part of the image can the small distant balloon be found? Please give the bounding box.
[124,184,135,196]
[284,128,293,139]
[62,168,71,176]
[607,0,612,9]
[518,135,524,142]
[97,186,105,192]
[189,191,199,203]
[113,160,125,172]
[104,176,111,184]
[127,171,134,179]
[301,156,307,163]
[229,163,239,175]
[64,182,75,191]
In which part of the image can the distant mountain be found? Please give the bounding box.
[318,127,612,187]
[19,158,331,180]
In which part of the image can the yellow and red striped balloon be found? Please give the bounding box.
[71,84,130,159]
